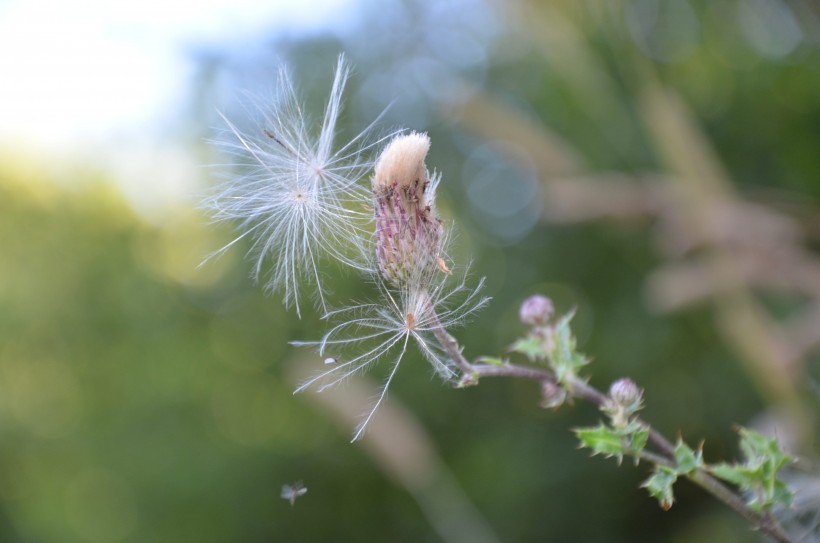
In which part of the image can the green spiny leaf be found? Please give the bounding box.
[710,463,758,488]
[737,428,792,470]
[709,428,794,512]
[548,310,589,382]
[627,423,650,457]
[510,336,546,362]
[643,466,677,510]
[575,424,627,464]
[673,440,704,474]
[772,479,794,509]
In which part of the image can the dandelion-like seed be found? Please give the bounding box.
[281,481,307,506]
[203,55,395,316]
[293,268,489,441]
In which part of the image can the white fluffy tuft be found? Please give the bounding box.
[203,55,397,316]
[373,131,430,190]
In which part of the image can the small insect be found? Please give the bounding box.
[405,312,416,329]
[281,481,307,506]
[323,357,338,365]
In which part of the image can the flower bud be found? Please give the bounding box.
[540,380,566,409]
[519,295,554,326]
[608,378,643,412]
[373,132,443,286]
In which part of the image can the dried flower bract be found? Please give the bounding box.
[373,132,444,287]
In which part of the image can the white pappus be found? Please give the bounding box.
[203,55,397,317]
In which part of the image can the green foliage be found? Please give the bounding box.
[639,440,704,510]
[673,440,704,474]
[576,423,627,460]
[548,311,590,384]
[639,432,792,514]
[577,421,718,514]
[629,423,651,458]
[710,429,794,512]
[509,335,545,362]
[643,466,678,511]
[575,420,649,465]
[510,310,590,384]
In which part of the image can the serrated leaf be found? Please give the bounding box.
[772,480,794,508]
[673,440,703,474]
[643,466,677,510]
[548,310,589,382]
[628,424,650,456]
[575,424,627,463]
[737,428,792,470]
[710,463,758,488]
[510,336,546,362]
[709,428,795,512]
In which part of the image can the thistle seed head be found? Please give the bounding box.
[373,132,431,193]
[372,132,443,287]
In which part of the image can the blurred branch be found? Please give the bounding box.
[646,244,820,310]
[783,301,820,366]
[639,78,813,437]
[448,88,669,223]
[746,188,820,244]
[653,200,801,258]
[449,88,584,177]
[545,173,667,223]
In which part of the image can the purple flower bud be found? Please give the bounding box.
[609,378,642,409]
[540,380,566,409]
[373,132,443,286]
[519,295,554,326]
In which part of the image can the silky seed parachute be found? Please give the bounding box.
[203,55,397,317]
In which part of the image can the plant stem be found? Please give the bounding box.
[432,324,792,543]
[686,469,790,543]
[430,314,473,374]
[638,449,675,468]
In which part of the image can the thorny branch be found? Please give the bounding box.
[430,315,792,543]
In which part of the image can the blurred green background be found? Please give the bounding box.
[1,1,818,542]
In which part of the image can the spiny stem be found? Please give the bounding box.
[430,320,792,543]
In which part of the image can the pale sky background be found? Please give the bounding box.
[0,0,357,147]
[0,0,360,216]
